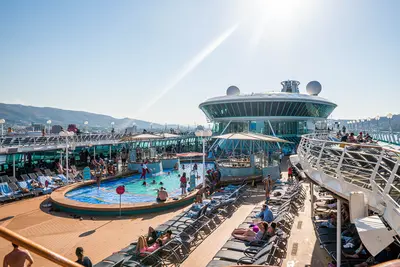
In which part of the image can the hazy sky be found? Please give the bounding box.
[1,0,399,125]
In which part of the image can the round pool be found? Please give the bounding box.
[65,163,214,205]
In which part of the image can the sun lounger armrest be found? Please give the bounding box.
[247,240,268,247]
[237,256,255,265]
[244,247,261,257]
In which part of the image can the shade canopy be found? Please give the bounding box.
[212,132,291,143]
[158,133,180,138]
[120,133,163,141]
[176,152,205,158]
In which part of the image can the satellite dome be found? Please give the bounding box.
[306,81,322,95]
[226,85,240,96]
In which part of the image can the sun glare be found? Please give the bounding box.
[239,0,312,47]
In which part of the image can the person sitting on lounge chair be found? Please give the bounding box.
[342,240,369,259]
[146,227,163,245]
[136,230,172,254]
[231,221,268,242]
[265,222,277,238]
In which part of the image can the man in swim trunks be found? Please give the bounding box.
[3,243,34,267]
[156,187,168,202]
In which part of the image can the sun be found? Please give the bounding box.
[237,0,312,47]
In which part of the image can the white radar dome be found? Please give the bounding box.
[226,85,240,96]
[306,81,322,95]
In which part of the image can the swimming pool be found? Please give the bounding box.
[65,163,214,205]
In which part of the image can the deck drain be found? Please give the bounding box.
[297,221,303,229]
[291,243,299,256]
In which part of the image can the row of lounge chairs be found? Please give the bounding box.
[312,188,400,266]
[206,180,306,267]
[0,169,82,203]
[93,183,250,267]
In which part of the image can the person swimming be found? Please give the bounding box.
[142,181,147,186]
[151,179,156,184]
[159,181,164,185]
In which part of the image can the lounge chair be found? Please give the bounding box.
[0,182,20,199]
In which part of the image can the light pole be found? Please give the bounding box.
[361,119,365,132]
[375,115,380,132]
[111,121,115,135]
[84,121,88,132]
[59,130,75,183]
[367,118,371,132]
[47,120,52,135]
[0,119,5,137]
[387,113,393,134]
[195,128,212,198]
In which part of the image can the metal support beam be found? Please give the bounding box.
[310,182,314,218]
[65,139,69,183]
[267,120,280,149]
[12,154,16,179]
[336,199,342,266]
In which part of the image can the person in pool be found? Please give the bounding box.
[142,181,147,186]
[159,181,164,185]
[151,179,156,184]
[156,187,168,202]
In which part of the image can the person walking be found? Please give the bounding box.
[3,243,34,267]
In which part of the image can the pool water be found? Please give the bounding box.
[65,163,214,204]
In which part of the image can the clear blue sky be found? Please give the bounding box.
[0,0,399,125]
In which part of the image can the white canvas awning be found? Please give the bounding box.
[355,215,395,256]
[212,132,291,143]
[158,133,180,138]
[120,133,163,141]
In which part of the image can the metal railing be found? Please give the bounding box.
[297,133,400,236]
[371,131,400,145]
[0,133,199,154]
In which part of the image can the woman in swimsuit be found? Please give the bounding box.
[231,221,268,242]
[136,230,172,254]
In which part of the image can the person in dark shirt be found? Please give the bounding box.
[75,247,92,267]
[341,133,349,142]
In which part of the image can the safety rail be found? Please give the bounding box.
[297,133,400,236]
[371,131,400,146]
[0,226,81,267]
[0,133,197,154]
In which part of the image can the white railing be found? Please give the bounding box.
[371,131,400,145]
[297,133,400,236]
[0,133,197,154]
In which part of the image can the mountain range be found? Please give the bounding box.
[0,102,398,132]
[0,103,163,129]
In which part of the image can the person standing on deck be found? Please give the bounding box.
[263,175,273,203]
[3,243,34,267]
[180,172,188,195]
[140,164,147,179]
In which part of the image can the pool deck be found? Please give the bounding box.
[51,176,198,215]
[0,157,330,267]
[0,194,189,267]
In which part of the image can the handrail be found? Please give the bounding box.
[0,226,82,267]
[297,133,400,237]
[371,260,400,266]
[302,133,400,154]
